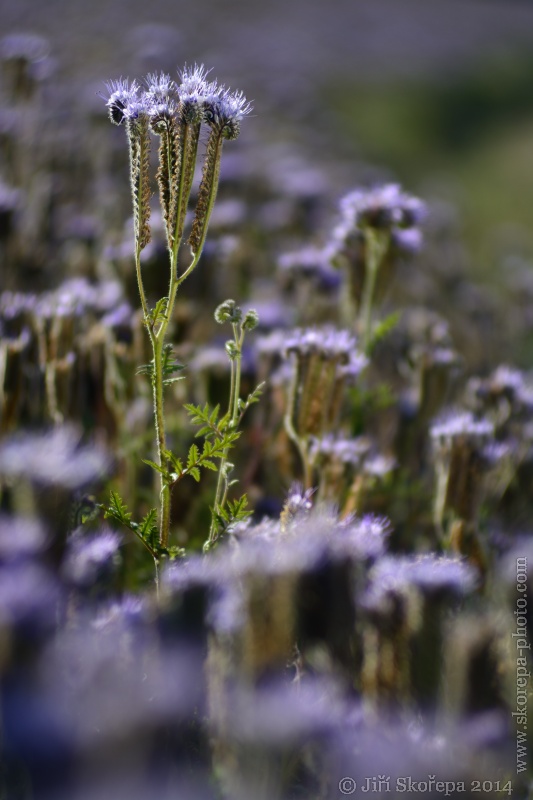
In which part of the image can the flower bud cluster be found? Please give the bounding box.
[104,66,252,135]
[103,65,252,257]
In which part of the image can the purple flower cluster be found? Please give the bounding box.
[104,64,252,138]
[338,183,427,232]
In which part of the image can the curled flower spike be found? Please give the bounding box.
[204,86,253,140]
[178,63,212,124]
[123,93,152,124]
[145,72,178,129]
[104,78,139,125]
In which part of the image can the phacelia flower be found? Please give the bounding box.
[104,78,139,125]
[340,184,427,231]
[204,85,253,140]
[430,410,493,443]
[145,72,178,128]
[144,71,176,104]
[177,63,212,124]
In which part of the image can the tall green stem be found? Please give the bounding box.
[151,336,170,546]
[359,229,389,352]
[207,326,243,547]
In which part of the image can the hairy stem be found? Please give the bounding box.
[151,335,171,547]
[188,128,223,258]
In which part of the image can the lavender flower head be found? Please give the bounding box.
[366,553,478,605]
[177,63,212,124]
[145,71,176,104]
[285,326,361,362]
[280,482,315,530]
[0,426,110,490]
[203,84,253,140]
[339,183,427,231]
[311,434,372,466]
[330,514,390,561]
[63,529,122,588]
[430,409,494,444]
[104,78,140,125]
[145,71,178,126]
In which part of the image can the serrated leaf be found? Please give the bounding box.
[195,426,213,438]
[163,449,183,473]
[187,444,199,468]
[163,376,186,386]
[189,467,201,482]
[142,459,171,481]
[200,459,217,471]
[139,508,158,538]
[150,296,168,326]
[136,362,154,377]
[107,490,132,523]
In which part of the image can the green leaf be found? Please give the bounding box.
[136,361,154,379]
[188,467,201,482]
[368,310,402,352]
[149,296,169,327]
[187,443,199,468]
[200,459,217,471]
[163,376,186,386]
[194,426,213,438]
[142,459,171,483]
[163,449,183,473]
[139,508,158,538]
[161,343,185,379]
[184,402,222,438]
[105,490,132,524]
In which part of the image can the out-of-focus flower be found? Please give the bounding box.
[0,426,110,490]
[0,515,47,562]
[339,184,427,231]
[62,528,122,589]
